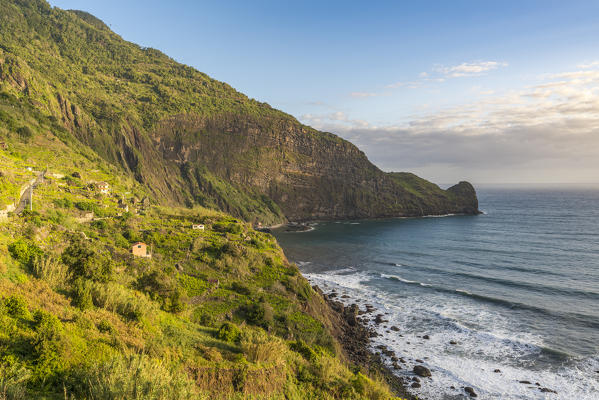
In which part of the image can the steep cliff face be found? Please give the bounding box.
[0,0,479,223]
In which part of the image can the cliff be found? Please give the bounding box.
[0,0,478,224]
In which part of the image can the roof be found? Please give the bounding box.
[132,242,146,246]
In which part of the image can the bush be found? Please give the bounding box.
[3,296,29,319]
[67,354,197,400]
[0,360,31,400]
[230,281,251,296]
[62,238,113,282]
[72,278,93,310]
[52,198,73,209]
[8,239,43,268]
[240,329,286,364]
[244,302,273,328]
[289,340,317,363]
[16,126,33,141]
[32,255,70,289]
[91,282,153,321]
[216,322,241,343]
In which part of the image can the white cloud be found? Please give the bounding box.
[305,65,599,183]
[433,61,508,78]
[350,92,378,98]
[577,61,599,69]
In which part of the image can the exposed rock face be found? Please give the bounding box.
[0,0,480,224]
[413,365,432,377]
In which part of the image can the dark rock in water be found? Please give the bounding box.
[535,382,540,386]
[328,292,338,298]
[400,358,406,364]
[464,387,477,397]
[392,362,401,370]
[450,386,455,390]
[390,326,400,331]
[391,356,398,362]
[539,387,557,393]
[411,382,421,389]
[519,380,532,385]
[493,369,501,373]
[422,334,430,340]
[344,304,359,326]
[412,377,420,383]
[374,314,387,324]
[449,340,457,345]
[369,331,378,338]
[415,359,424,363]
[341,294,350,299]
[413,365,432,377]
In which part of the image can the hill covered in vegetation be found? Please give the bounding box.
[0,119,409,399]
[0,0,478,225]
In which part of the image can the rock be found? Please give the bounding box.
[519,380,532,385]
[399,358,406,364]
[328,292,338,298]
[422,334,430,340]
[71,171,81,178]
[391,356,398,362]
[415,359,424,363]
[341,294,350,299]
[412,377,420,383]
[374,314,387,324]
[464,387,477,397]
[539,387,557,393]
[493,369,501,373]
[392,362,401,370]
[390,326,400,331]
[535,382,540,386]
[411,382,421,389]
[449,340,457,345]
[312,285,324,296]
[413,365,432,377]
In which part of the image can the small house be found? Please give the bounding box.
[192,224,205,231]
[131,242,151,258]
[97,182,110,194]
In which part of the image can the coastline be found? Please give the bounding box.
[312,284,420,400]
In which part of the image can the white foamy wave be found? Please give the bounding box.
[381,273,432,288]
[310,276,599,400]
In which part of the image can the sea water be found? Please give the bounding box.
[273,186,599,399]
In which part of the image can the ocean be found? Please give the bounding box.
[273,186,599,399]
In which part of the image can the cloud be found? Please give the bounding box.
[304,65,599,183]
[578,61,599,69]
[433,61,508,78]
[350,92,378,98]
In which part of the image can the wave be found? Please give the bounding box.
[381,273,432,288]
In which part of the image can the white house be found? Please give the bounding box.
[192,224,205,231]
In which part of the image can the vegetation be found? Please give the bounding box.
[0,118,400,399]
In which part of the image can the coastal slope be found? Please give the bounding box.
[0,0,478,224]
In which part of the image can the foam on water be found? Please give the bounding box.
[305,268,599,400]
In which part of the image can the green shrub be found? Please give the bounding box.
[3,296,29,319]
[52,198,73,209]
[8,239,43,267]
[230,281,251,296]
[62,238,113,282]
[244,302,273,328]
[91,282,154,321]
[67,354,197,400]
[32,255,70,289]
[216,322,241,343]
[91,219,108,230]
[97,320,114,334]
[16,126,33,141]
[240,329,286,364]
[0,360,31,400]
[72,278,93,310]
[289,340,317,363]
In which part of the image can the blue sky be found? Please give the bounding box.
[48,1,599,184]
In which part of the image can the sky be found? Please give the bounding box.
[47,0,599,185]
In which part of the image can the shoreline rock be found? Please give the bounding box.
[319,288,418,399]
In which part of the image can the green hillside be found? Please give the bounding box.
[0,127,407,399]
[0,0,477,225]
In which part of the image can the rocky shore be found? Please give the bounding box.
[313,285,421,400]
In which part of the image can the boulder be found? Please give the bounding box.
[413,365,432,377]
[464,387,477,397]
